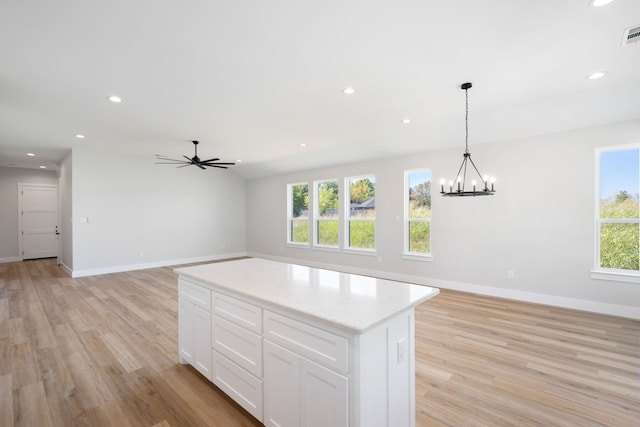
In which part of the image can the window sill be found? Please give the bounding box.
[591,269,640,284]
[402,253,433,262]
[312,245,340,253]
[343,248,377,257]
[286,243,310,249]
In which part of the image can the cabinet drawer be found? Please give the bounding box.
[179,279,211,311]
[213,293,262,334]
[264,311,348,373]
[212,351,263,422]
[213,315,262,377]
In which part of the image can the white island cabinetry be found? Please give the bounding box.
[211,292,264,420]
[263,310,349,427]
[178,280,212,380]
[176,258,439,427]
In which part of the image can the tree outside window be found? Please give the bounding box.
[315,180,339,247]
[288,183,309,244]
[406,169,432,255]
[346,175,375,249]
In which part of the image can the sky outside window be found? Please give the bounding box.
[409,170,431,188]
[600,149,639,200]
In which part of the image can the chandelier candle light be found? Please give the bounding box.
[441,82,496,197]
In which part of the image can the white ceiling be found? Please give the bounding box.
[1,0,639,178]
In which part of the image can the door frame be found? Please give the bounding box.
[57,177,62,265]
[17,182,60,261]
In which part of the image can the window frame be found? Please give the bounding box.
[286,182,310,247]
[313,179,340,251]
[344,174,376,254]
[403,168,433,261]
[591,144,640,283]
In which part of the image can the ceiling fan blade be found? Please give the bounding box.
[203,162,235,166]
[196,163,206,170]
[208,165,229,169]
[201,157,219,163]
[176,164,192,168]
[155,156,185,161]
[155,160,190,164]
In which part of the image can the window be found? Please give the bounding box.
[405,169,432,257]
[345,175,375,250]
[594,146,639,281]
[287,182,309,244]
[314,180,339,247]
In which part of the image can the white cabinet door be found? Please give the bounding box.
[193,304,212,380]
[179,298,212,380]
[264,340,349,427]
[212,351,263,421]
[179,298,195,363]
[299,358,348,427]
[264,341,299,427]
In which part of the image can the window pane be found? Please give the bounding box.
[349,177,375,219]
[600,149,639,219]
[408,171,432,219]
[291,219,309,243]
[349,221,375,248]
[317,220,338,245]
[318,181,338,219]
[291,184,309,218]
[409,222,430,253]
[600,223,639,270]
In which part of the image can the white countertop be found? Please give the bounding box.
[174,258,439,333]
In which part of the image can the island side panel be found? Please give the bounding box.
[354,308,416,427]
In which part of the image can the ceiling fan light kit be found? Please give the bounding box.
[441,82,496,197]
[155,140,235,170]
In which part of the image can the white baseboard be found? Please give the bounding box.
[0,256,20,263]
[248,252,640,320]
[70,252,248,278]
[60,262,72,277]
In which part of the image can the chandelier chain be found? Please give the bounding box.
[465,87,469,153]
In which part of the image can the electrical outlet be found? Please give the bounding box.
[397,338,406,363]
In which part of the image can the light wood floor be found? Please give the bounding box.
[1,259,638,426]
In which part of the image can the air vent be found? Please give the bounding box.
[622,25,640,46]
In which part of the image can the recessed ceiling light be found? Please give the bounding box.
[343,87,355,95]
[27,153,35,156]
[402,118,411,124]
[75,134,85,139]
[236,159,242,163]
[107,95,123,103]
[39,166,46,169]
[587,71,607,80]
[590,0,614,7]
[300,143,307,148]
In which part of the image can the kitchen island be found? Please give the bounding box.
[175,257,439,427]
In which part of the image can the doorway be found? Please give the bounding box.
[18,183,59,260]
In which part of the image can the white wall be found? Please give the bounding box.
[246,119,640,318]
[0,166,59,261]
[70,145,246,276]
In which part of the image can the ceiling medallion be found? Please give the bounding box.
[441,82,496,197]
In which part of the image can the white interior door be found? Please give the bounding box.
[19,184,59,260]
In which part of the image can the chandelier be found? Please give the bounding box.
[440,82,495,197]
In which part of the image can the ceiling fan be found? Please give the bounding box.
[155,140,235,170]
